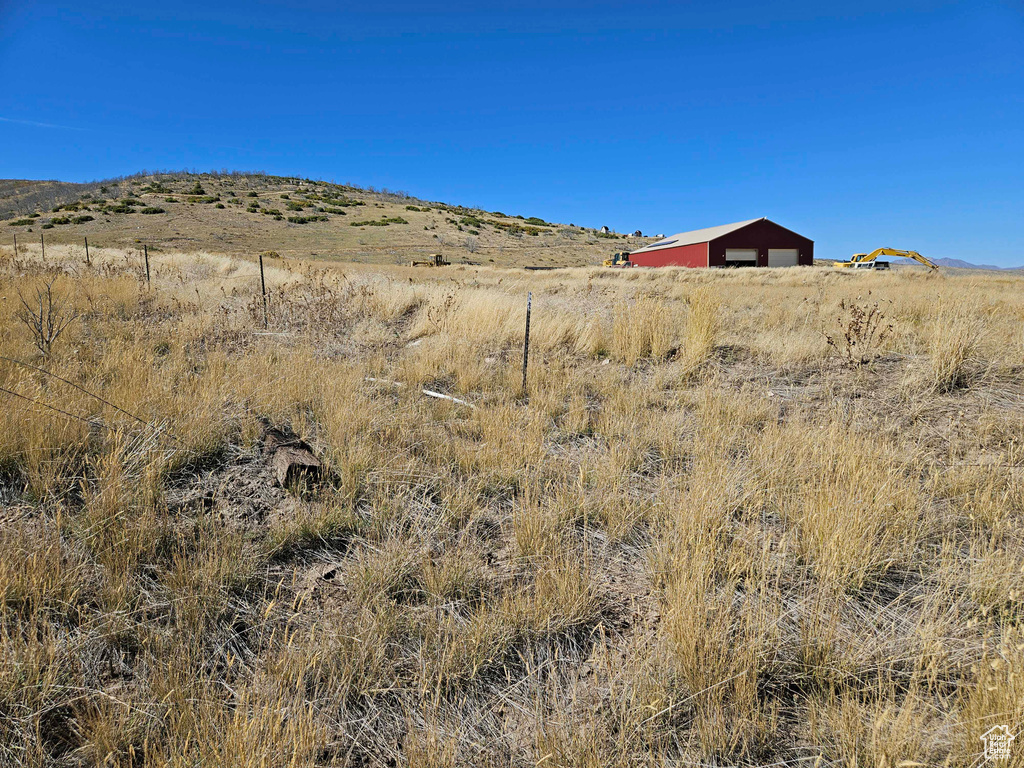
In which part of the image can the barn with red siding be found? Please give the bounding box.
[629,218,813,268]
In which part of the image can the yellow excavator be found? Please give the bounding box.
[835,248,938,271]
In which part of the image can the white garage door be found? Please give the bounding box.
[725,249,758,263]
[768,249,799,267]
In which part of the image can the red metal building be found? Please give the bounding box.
[629,218,813,268]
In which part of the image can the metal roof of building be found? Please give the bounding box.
[630,218,765,254]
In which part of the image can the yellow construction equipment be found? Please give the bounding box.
[835,248,938,271]
[410,253,450,267]
[603,251,632,267]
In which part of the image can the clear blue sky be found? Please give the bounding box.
[1,1,1021,263]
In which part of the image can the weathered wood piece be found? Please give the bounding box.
[264,427,322,488]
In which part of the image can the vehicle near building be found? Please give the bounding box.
[835,248,937,270]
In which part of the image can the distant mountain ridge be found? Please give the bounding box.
[887,256,1023,271]
[931,257,1023,271]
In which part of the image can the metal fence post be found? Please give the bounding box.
[259,253,268,329]
[522,291,532,394]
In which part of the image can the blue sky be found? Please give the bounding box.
[1,1,1021,263]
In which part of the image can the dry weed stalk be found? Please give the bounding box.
[824,292,894,365]
[15,277,79,356]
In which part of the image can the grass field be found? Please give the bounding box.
[1,241,1023,766]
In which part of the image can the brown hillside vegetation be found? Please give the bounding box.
[0,172,649,268]
[1,243,1023,766]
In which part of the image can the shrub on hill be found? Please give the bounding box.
[53,201,88,212]
[349,216,408,227]
[303,191,363,206]
[490,220,545,236]
[141,207,165,214]
[287,215,329,224]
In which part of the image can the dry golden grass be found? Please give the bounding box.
[1,242,1023,766]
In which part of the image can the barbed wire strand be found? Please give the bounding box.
[0,354,175,440]
[0,385,105,430]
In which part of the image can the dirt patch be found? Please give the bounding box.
[165,445,297,530]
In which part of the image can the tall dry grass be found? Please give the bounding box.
[0,244,1022,766]
[925,300,985,392]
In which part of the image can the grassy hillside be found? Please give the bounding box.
[2,240,1023,766]
[0,172,649,268]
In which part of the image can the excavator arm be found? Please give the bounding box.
[839,248,938,270]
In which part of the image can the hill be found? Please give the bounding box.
[0,171,650,268]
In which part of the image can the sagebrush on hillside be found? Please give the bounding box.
[1,244,1022,767]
